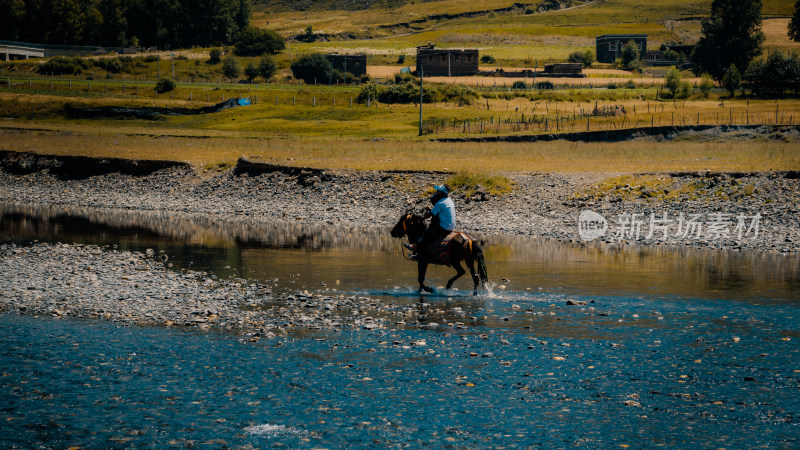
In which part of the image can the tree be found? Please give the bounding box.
[722,64,741,96]
[621,40,641,71]
[234,26,285,56]
[209,48,222,64]
[0,0,26,41]
[745,51,800,96]
[692,0,765,81]
[290,53,332,84]
[664,67,681,98]
[244,62,258,82]
[257,55,277,81]
[789,0,800,42]
[221,55,241,81]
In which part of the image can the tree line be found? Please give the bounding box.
[0,0,252,49]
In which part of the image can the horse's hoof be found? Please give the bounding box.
[422,286,433,293]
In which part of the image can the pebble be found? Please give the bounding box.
[0,243,410,338]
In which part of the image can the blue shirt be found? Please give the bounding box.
[431,197,456,231]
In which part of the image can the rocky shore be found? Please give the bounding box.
[0,152,798,253]
[0,242,411,339]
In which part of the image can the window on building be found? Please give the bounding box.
[354,62,360,67]
[609,42,616,51]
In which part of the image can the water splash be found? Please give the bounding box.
[243,423,307,438]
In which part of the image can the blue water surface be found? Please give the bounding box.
[2,288,799,448]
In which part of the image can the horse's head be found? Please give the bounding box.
[391,211,424,239]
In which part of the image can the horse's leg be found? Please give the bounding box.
[465,251,480,295]
[418,261,433,293]
[445,260,466,290]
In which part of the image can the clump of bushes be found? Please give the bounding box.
[745,51,800,96]
[568,50,594,67]
[234,26,285,56]
[356,81,477,105]
[208,48,222,64]
[662,67,693,99]
[511,80,528,90]
[93,56,136,74]
[535,80,554,90]
[38,56,92,75]
[481,54,496,64]
[155,78,175,93]
[291,53,331,84]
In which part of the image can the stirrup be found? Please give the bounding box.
[403,243,413,250]
[409,253,419,261]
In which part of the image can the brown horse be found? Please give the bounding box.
[390,212,489,294]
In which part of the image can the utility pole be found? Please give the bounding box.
[418,67,424,136]
[171,53,175,79]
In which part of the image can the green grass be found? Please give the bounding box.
[446,173,515,197]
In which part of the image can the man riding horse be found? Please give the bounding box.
[392,184,488,294]
[409,184,454,261]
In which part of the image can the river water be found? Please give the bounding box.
[1,202,799,448]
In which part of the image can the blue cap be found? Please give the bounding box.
[433,184,449,193]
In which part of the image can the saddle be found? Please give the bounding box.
[426,231,471,266]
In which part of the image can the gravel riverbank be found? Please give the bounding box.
[0,243,410,338]
[1,153,798,253]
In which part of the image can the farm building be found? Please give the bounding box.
[324,53,367,77]
[595,34,647,63]
[543,63,584,77]
[415,44,478,76]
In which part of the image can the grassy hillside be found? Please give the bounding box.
[254,0,796,64]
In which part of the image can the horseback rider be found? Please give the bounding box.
[409,184,455,261]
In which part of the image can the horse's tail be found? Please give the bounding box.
[475,244,489,285]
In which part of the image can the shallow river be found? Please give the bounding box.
[1,203,799,448]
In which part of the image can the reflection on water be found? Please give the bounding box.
[2,201,799,301]
[3,202,800,448]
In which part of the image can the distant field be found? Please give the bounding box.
[2,127,798,173]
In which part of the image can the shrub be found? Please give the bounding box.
[234,26,285,56]
[535,80,554,90]
[624,80,636,89]
[678,81,693,99]
[394,72,416,84]
[699,74,714,97]
[397,54,406,64]
[568,50,594,68]
[38,56,91,75]
[511,80,527,90]
[290,53,332,84]
[209,48,222,64]
[144,55,158,63]
[481,54,496,64]
[155,78,175,93]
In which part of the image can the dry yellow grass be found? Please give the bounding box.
[1,128,797,173]
[763,18,800,52]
